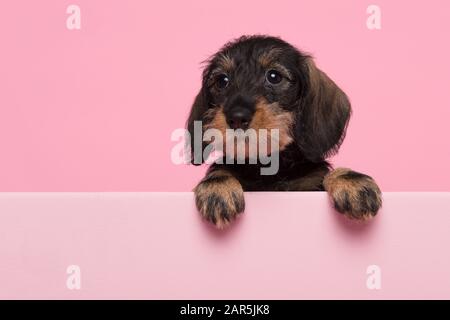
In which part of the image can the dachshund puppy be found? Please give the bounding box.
[187,35,382,229]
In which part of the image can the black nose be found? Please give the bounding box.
[227,108,252,130]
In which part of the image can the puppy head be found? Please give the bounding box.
[187,35,351,164]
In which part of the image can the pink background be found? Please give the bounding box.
[1,192,449,299]
[1,0,450,191]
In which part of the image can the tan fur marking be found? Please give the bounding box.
[259,48,283,68]
[203,106,227,134]
[250,99,294,152]
[217,53,234,72]
[203,99,294,159]
[203,106,227,154]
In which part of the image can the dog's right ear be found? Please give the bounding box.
[186,88,208,165]
[294,57,351,162]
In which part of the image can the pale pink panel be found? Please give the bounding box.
[0,192,449,299]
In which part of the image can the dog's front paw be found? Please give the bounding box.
[323,168,382,221]
[194,172,245,229]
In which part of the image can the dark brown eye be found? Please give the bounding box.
[215,74,230,89]
[266,70,283,84]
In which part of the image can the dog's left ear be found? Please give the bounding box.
[186,88,208,165]
[294,57,351,162]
